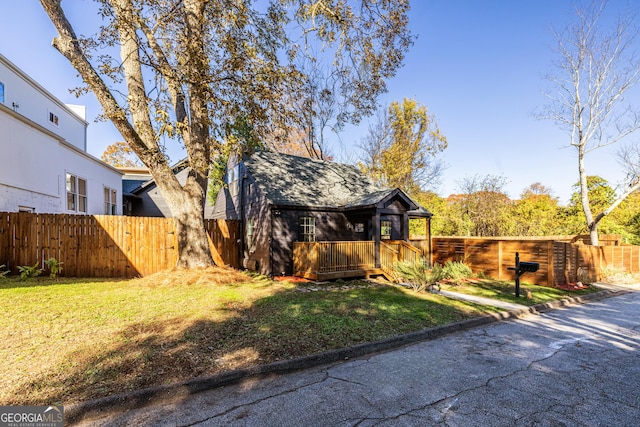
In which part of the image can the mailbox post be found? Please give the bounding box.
[507,252,539,297]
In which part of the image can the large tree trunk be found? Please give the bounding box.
[173,200,213,269]
[40,0,215,269]
[578,145,600,246]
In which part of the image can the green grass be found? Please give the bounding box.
[0,269,494,406]
[441,278,599,306]
[0,270,600,406]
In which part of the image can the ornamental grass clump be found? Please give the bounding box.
[442,260,474,283]
[394,259,446,292]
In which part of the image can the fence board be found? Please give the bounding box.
[433,236,640,286]
[0,212,239,278]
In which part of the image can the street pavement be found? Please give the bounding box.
[76,287,640,426]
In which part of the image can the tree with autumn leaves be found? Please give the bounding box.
[424,175,640,244]
[359,98,447,195]
[101,141,143,168]
[40,0,413,268]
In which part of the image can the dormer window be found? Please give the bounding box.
[49,111,59,126]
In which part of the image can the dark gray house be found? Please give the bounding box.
[211,150,432,278]
[121,161,191,217]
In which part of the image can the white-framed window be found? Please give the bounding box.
[246,218,256,252]
[381,220,392,240]
[66,173,87,213]
[227,165,240,196]
[0,81,4,104]
[49,110,59,126]
[104,187,117,215]
[299,216,315,242]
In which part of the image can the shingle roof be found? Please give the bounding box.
[243,151,397,209]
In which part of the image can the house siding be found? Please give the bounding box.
[0,55,122,214]
[210,151,433,278]
[242,175,272,276]
[271,209,360,276]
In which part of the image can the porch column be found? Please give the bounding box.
[402,212,409,241]
[373,212,381,268]
[427,217,432,267]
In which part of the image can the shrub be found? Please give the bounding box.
[394,258,445,292]
[0,264,9,278]
[44,258,64,279]
[18,263,42,280]
[442,260,473,282]
[599,264,640,285]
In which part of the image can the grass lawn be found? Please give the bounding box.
[1,268,496,406]
[440,278,599,306]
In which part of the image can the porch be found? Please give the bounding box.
[293,240,427,282]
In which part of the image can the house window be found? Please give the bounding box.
[66,173,87,213]
[246,218,255,252]
[227,164,239,196]
[49,111,59,126]
[381,220,392,240]
[0,81,4,104]
[104,187,117,215]
[299,216,315,242]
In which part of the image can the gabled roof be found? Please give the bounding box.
[243,151,431,216]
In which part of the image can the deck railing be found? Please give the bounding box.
[293,241,376,276]
[293,240,424,280]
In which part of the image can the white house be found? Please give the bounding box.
[0,53,122,214]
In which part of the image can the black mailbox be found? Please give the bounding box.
[519,262,539,273]
[508,252,539,297]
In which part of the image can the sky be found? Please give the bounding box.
[0,1,635,205]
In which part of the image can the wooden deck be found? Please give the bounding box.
[293,240,424,282]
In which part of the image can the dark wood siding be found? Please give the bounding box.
[271,210,362,276]
[242,175,272,276]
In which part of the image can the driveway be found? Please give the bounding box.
[78,287,640,426]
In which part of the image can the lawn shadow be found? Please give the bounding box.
[8,282,488,411]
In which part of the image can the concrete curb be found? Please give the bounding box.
[65,288,624,425]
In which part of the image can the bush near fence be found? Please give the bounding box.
[0,212,240,278]
[432,235,639,286]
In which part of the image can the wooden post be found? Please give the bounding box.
[498,240,503,280]
[373,212,380,268]
[547,240,555,287]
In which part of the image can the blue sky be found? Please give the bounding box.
[0,1,633,204]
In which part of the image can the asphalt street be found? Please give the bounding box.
[78,289,640,426]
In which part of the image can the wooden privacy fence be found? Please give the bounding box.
[553,242,640,283]
[432,236,640,286]
[0,212,240,278]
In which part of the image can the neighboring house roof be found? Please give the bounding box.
[125,160,189,196]
[243,150,432,216]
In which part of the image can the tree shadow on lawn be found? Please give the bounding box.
[9,284,490,406]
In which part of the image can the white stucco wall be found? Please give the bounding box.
[0,56,87,151]
[0,54,122,214]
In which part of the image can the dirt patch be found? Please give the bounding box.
[274,276,314,283]
[553,282,590,291]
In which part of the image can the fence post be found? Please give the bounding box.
[547,240,554,287]
[497,240,503,280]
